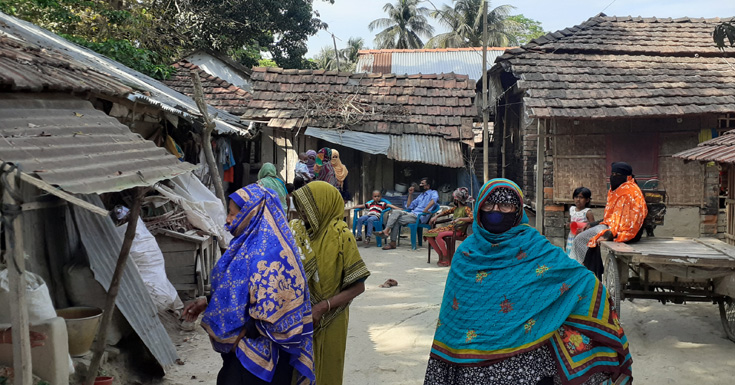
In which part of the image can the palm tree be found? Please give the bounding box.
[368,0,434,49]
[342,37,366,65]
[426,0,517,48]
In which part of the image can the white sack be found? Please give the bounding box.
[115,219,183,312]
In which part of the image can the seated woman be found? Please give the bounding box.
[424,178,632,385]
[424,187,473,267]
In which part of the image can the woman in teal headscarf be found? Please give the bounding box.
[424,179,632,385]
[258,162,288,212]
[182,184,314,385]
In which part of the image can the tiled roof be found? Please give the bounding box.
[0,35,132,96]
[357,47,511,81]
[164,60,251,116]
[243,67,476,140]
[673,130,735,164]
[491,15,735,119]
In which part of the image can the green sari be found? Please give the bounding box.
[290,181,370,385]
[257,163,288,212]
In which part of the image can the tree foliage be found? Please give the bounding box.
[714,19,735,49]
[506,14,545,45]
[425,0,517,48]
[0,0,329,76]
[369,0,434,49]
[172,0,326,69]
[311,37,366,71]
[0,0,184,78]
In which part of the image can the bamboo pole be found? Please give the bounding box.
[2,168,32,385]
[481,0,489,182]
[84,187,144,385]
[190,71,227,210]
[536,119,545,233]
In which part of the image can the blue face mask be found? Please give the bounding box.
[480,210,516,233]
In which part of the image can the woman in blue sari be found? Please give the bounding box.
[182,183,314,385]
[424,179,632,385]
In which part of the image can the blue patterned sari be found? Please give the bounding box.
[202,184,314,384]
[430,179,632,385]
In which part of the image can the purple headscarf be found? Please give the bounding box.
[305,150,317,178]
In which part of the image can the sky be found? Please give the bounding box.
[307,0,735,57]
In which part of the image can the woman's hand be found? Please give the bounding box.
[181,297,208,322]
[429,216,437,225]
[311,300,330,324]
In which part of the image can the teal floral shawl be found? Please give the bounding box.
[430,179,632,385]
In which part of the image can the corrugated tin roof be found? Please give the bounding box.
[72,195,179,370]
[0,95,196,194]
[0,12,249,136]
[0,35,132,96]
[356,48,510,81]
[304,127,391,155]
[388,134,464,168]
[673,130,735,164]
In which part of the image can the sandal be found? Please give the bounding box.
[379,279,398,288]
[364,236,370,246]
[355,236,363,242]
[437,261,451,267]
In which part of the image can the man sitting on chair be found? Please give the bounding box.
[571,162,648,279]
[378,177,438,250]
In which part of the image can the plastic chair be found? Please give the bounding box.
[398,205,440,250]
[426,224,471,263]
[352,199,392,247]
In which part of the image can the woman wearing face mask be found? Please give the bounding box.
[423,178,632,385]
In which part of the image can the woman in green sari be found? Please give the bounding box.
[258,162,288,212]
[289,181,370,385]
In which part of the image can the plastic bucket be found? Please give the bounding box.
[94,376,114,385]
[56,306,103,356]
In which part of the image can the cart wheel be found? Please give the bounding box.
[603,253,621,315]
[718,297,735,342]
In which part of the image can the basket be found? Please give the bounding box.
[142,207,193,233]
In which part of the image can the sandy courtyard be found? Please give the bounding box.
[157,243,735,385]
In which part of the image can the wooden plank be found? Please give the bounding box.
[600,241,637,255]
[162,250,198,264]
[4,173,32,385]
[0,165,108,217]
[693,237,735,260]
[632,254,735,268]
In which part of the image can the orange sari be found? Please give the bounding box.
[588,177,647,247]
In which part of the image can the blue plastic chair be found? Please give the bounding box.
[352,199,392,247]
[398,205,440,250]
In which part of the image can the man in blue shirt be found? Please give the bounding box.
[378,177,438,250]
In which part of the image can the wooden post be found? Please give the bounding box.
[84,187,144,385]
[190,71,227,210]
[481,0,489,183]
[2,169,32,385]
[536,119,545,233]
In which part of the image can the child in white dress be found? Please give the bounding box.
[566,187,595,258]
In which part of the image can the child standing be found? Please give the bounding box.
[349,190,400,246]
[567,187,595,259]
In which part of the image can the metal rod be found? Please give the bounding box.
[481,0,489,182]
[84,188,144,385]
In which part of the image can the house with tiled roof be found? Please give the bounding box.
[488,14,735,247]
[243,67,478,204]
[165,59,251,116]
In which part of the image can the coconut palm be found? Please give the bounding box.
[426,0,517,48]
[368,0,434,49]
[342,37,366,65]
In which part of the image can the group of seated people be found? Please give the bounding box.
[351,177,474,267]
[353,161,649,274]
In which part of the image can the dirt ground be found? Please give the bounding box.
[144,243,735,385]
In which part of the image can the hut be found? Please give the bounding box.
[488,14,735,247]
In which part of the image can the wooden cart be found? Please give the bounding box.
[601,237,735,342]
